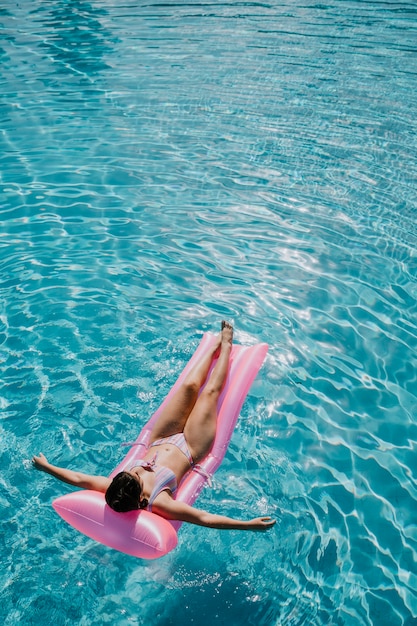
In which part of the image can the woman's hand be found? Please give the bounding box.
[32,452,50,471]
[247,516,276,531]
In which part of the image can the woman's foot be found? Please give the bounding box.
[212,321,233,359]
[221,320,233,345]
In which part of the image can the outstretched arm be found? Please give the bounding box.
[154,495,276,531]
[32,453,110,493]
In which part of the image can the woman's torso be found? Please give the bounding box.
[131,438,194,508]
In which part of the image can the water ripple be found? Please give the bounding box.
[2,1,417,625]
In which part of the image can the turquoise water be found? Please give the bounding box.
[1,0,417,624]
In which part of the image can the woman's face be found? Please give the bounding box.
[126,468,145,506]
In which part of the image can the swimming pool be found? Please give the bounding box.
[1,0,417,624]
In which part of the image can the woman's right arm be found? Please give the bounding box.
[32,453,110,492]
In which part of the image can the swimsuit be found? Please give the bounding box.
[130,433,194,511]
[132,454,177,512]
[147,466,177,511]
[150,432,194,466]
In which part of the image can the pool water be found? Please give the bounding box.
[1,1,417,624]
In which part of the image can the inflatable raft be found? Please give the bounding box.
[53,332,268,559]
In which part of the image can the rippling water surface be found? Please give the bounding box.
[1,1,417,624]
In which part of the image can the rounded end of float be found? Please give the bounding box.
[53,491,178,559]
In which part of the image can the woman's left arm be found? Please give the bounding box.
[154,496,276,531]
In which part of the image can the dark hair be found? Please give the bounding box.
[105,471,144,512]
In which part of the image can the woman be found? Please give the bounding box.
[33,322,275,531]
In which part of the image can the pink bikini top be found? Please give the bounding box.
[131,454,177,511]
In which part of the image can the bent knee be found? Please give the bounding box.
[200,383,221,398]
[182,378,201,397]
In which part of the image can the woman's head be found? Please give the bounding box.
[105,471,147,512]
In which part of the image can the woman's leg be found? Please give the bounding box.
[184,322,233,463]
[148,330,223,442]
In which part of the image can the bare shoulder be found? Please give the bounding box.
[151,491,184,513]
[151,495,207,524]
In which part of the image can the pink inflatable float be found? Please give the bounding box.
[53,332,268,559]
